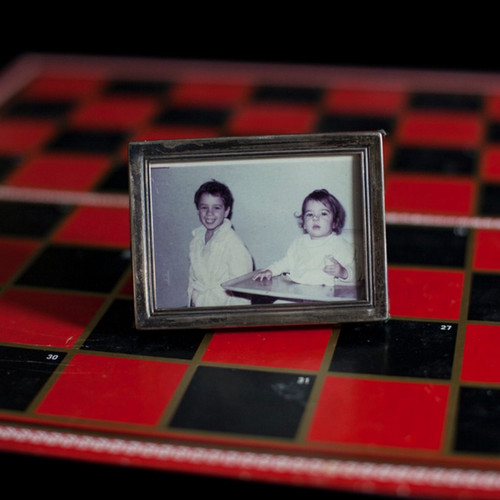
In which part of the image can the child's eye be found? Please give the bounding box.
[305,213,313,218]
[199,205,224,211]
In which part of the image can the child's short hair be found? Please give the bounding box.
[298,189,346,234]
[194,179,234,219]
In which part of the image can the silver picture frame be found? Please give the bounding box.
[129,132,388,330]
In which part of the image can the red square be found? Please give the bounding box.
[397,111,483,148]
[480,145,500,182]
[473,229,500,271]
[36,353,188,425]
[70,96,158,129]
[308,376,449,449]
[0,289,104,348]
[169,82,251,107]
[0,120,55,154]
[22,76,103,100]
[53,206,130,248]
[388,267,464,320]
[462,324,500,383]
[324,88,405,115]
[119,274,134,297]
[384,173,475,215]
[203,326,332,370]
[486,95,500,120]
[0,237,39,283]
[6,153,111,191]
[228,104,316,135]
[382,139,394,170]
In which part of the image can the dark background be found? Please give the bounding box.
[0,15,493,500]
[1,14,498,74]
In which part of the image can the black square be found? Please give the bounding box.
[82,299,205,359]
[104,80,169,95]
[468,273,500,321]
[15,244,130,293]
[409,92,483,111]
[487,123,500,142]
[0,345,66,411]
[5,100,74,119]
[156,107,229,127]
[316,114,394,134]
[170,366,315,438]
[478,184,500,216]
[386,225,468,268]
[0,201,72,238]
[96,161,129,193]
[0,156,21,181]
[253,85,323,103]
[47,130,127,154]
[330,320,457,379]
[455,387,500,454]
[391,147,477,175]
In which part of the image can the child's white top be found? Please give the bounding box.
[268,232,356,286]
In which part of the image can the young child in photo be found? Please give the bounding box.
[253,188,356,286]
[188,179,253,307]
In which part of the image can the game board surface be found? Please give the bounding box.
[1,53,500,498]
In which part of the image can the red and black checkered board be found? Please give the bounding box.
[1,54,500,498]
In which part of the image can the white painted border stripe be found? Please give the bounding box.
[0,425,499,494]
[385,212,500,230]
[1,185,500,231]
[0,186,130,208]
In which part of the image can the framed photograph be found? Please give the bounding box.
[129,132,388,330]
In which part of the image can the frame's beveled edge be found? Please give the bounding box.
[129,130,387,160]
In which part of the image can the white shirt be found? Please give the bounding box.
[188,219,253,307]
[268,232,356,286]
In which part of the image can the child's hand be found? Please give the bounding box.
[323,256,348,279]
[252,269,273,281]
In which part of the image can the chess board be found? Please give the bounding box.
[1,53,500,498]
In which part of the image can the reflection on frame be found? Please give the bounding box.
[129,132,388,330]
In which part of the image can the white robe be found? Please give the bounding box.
[267,232,357,286]
[188,219,253,307]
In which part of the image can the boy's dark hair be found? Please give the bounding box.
[194,179,234,219]
[298,188,346,234]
